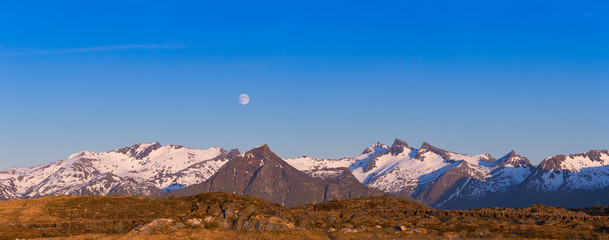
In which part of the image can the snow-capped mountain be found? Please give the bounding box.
[0,142,235,200]
[284,142,391,181]
[425,150,536,209]
[530,150,609,191]
[283,139,609,209]
[283,155,357,180]
[342,139,536,208]
[285,139,496,207]
[1,140,608,209]
[503,150,609,208]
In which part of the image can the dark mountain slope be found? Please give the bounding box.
[171,145,393,207]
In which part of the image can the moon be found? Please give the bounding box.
[239,94,250,105]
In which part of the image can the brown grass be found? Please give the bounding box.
[37,229,331,240]
[0,193,608,240]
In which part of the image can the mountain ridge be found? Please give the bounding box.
[1,140,608,209]
[171,144,393,207]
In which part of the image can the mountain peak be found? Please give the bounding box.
[479,153,495,162]
[495,150,531,167]
[508,150,516,157]
[361,142,388,155]
[538,155,568,171]
[392,138,409,148]
[538,150,609,172]
[243,144,277,160]
[112,142,163,159]
[389,138,410,156]
[418,142,451,159]
[251,144,271,151]
[419,142,432,151]
[571,150,609,163]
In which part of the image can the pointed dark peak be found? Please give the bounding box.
[389,138,410,156]
[418,142,451,160]
[392,138,409,148]
[419,142,432,152]
[361,142,388,155]
[243,144,279,161]
[495,150,531,167]
[113,142,163,159]
[508,150,517,158]
[496,150,516,161]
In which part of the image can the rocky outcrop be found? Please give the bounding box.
[538,150,609,172]
[389,138,410,156]
[494,151,531,167]
[113,142,163,160]
[361,142,388,156]
[418,142,452,161]
[538,155,568,171]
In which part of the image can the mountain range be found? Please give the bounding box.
[1,139,608,209]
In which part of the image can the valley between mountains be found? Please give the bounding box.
[1,139,608,209]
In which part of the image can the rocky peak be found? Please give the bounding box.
[392,138,409,148]
[538,150,609,172]
[389,138,410,156]
[418,142,451,160]
[362,139,411,172]
[479,153,495,162]
[361,142,388,155]
[569,150,609,163]
[496,150,518,162]
[112,142,163,160]
[538,155,567,171]
[172,143,388,208]
[495,150,531,167]
[244,144,276,160]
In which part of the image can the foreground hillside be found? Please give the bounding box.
[0,192,607,239]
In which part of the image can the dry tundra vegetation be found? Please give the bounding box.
[0,192,608,239]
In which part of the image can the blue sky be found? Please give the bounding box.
[1,0,608,168]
